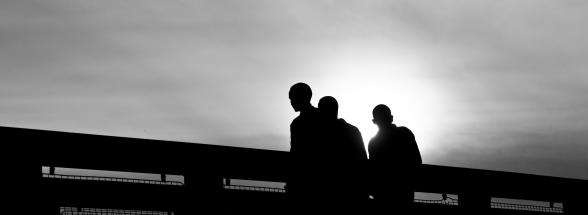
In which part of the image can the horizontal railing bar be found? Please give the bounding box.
[43,173,183,186]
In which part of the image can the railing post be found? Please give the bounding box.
[561,180,588,215]
[459,192,491,215]
[11,146,60,214]
[565,195,588,214]
[39,165,60,214]
[179,167,223,215]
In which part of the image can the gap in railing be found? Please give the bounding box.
[414,192,459,205]
[42,166,50,173]
[223,178,286,193]
[42,166,184,184]
[223,178,286,189]
[491,197,563,213]
[60,206,174,215]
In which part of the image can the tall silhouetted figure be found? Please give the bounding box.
[368,104,422,213]
[318,96,368,212]
[287,82,322,213]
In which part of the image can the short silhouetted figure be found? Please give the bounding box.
[318,96,369,212]
[287,82,322,211]
[368,104,422,213]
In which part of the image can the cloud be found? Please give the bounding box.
[435,130,588,179]
[0,0,587,179]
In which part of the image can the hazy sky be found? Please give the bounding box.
[1,0,587,179]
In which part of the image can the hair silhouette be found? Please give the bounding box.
[318,96,338,120]
[289,82,313,112]
[368,104,422,213]
[372,104,393,125]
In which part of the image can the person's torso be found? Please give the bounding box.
[369,126,417,168]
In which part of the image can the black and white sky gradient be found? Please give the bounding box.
[1,0,587,179]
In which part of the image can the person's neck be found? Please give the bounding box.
[378,123,395,130]
[299,103,314,115]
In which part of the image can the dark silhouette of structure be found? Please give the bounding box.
[318,96,369,212]
[5,125,588,215]
[368,104,422,214]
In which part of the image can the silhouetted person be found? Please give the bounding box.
[287,82,322,212]
[318,96,369,212]
[368,104,422,213]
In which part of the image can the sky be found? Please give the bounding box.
[1,0,587,180]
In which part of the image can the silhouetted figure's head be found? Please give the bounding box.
[318,96,338,120]
[289,82,312,112]
[372,104,393,127]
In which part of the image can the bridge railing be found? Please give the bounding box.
[4,126,587,215]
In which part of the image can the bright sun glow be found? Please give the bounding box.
[312,45,449,155]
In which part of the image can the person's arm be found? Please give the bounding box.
[407,129,422,165]
[289,121,298,153]
[401,127,422,165]
[367,137,377,161]
[352,127,368,160]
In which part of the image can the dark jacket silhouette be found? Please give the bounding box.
[289,107,320,160]
[318,96,368,211]
[368,124,421,169]
[326,119,368,195]
[329,118,367,161]
[287,82,324,208]
[368,104,422,211]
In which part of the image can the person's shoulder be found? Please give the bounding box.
[396,126,415,137]
[290,115,302,127]
[337,118,349,126]
[397,126,412,132]
[338,118,359,131]
[302,106,319,118]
